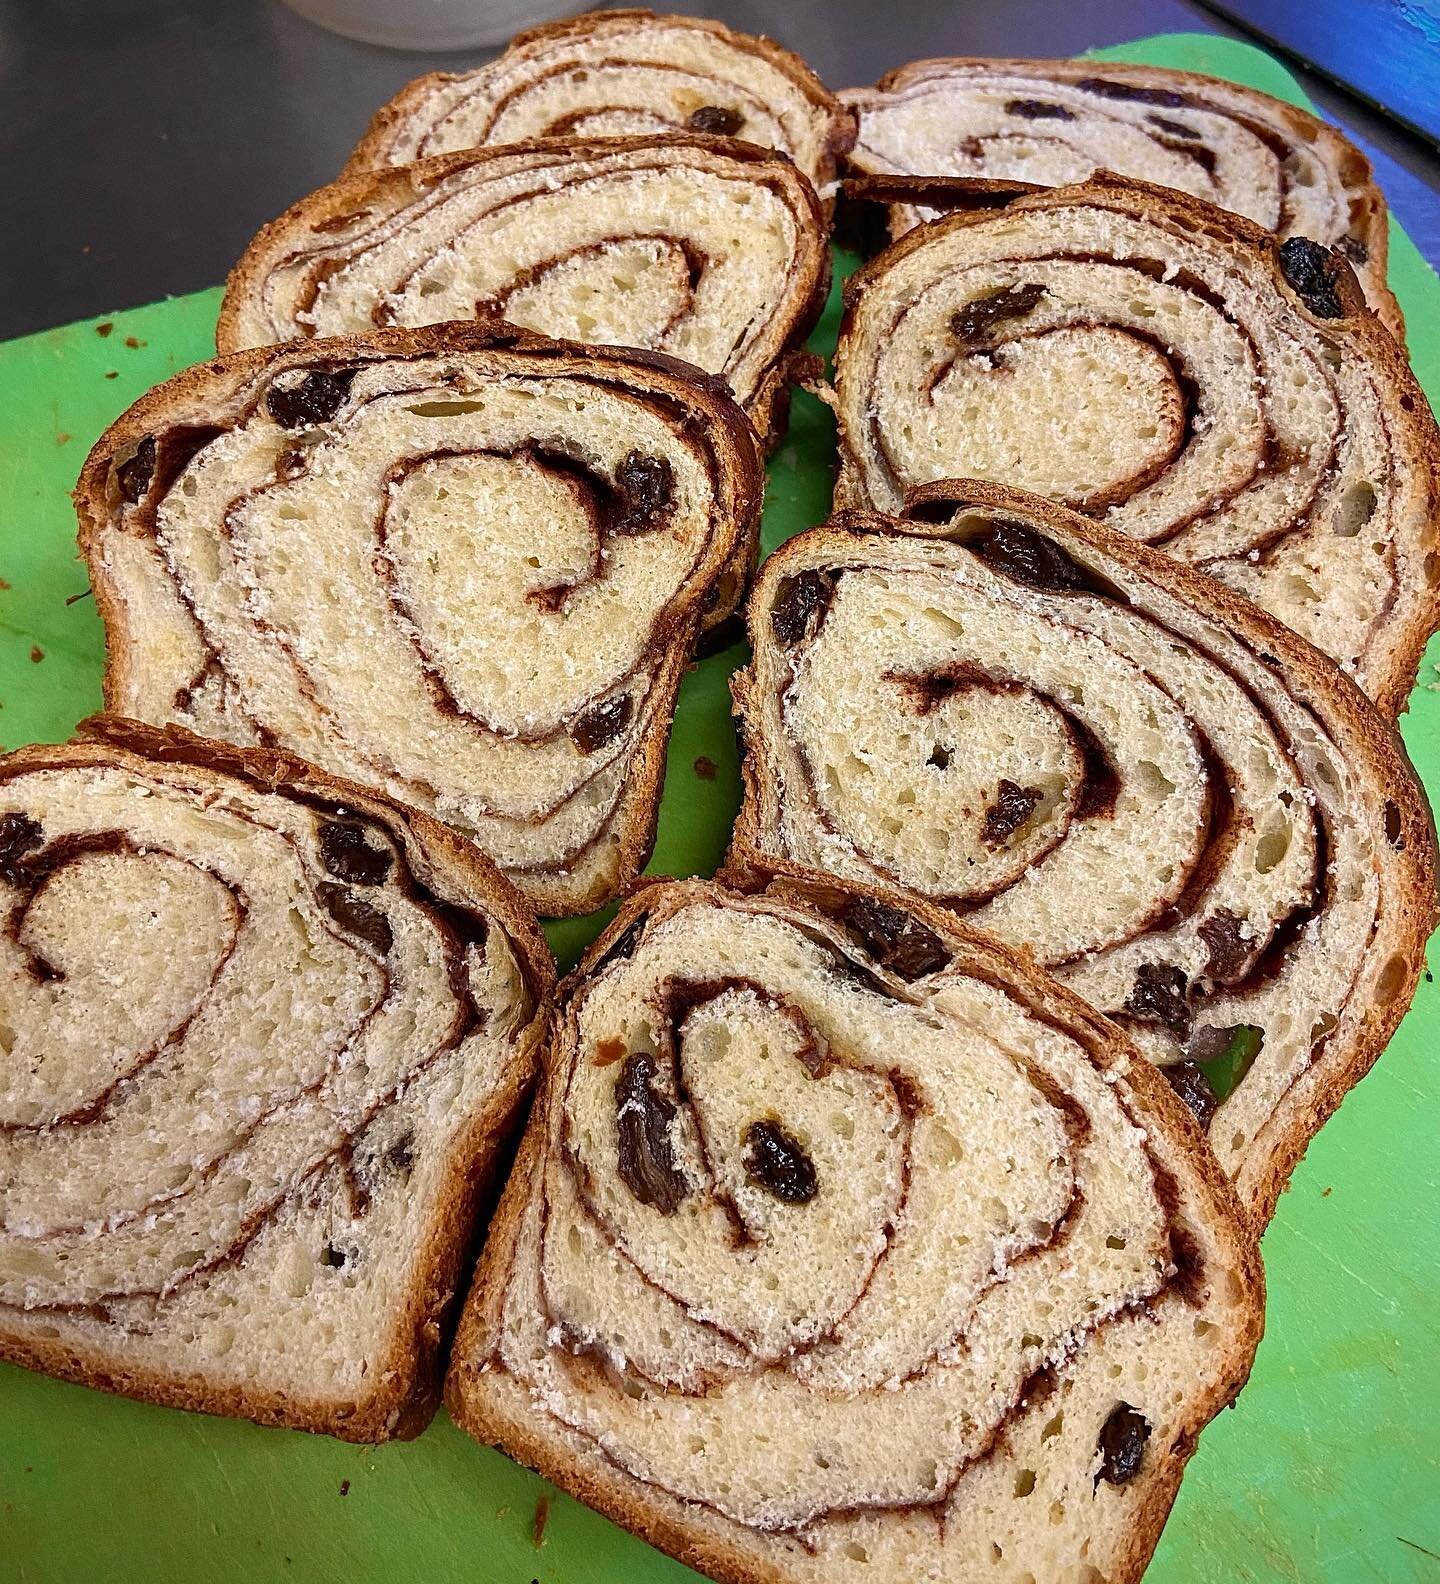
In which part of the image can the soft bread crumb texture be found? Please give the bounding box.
[731,502,1436,1218]
[833,182,1440,711]
[842,59,1397,331]
[350,10,852,197]
[0,736,549,1437]
[222,138,828,444]
[449,881,1261,1584]
[79,334,760,915]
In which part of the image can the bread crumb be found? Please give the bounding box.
[694,755,718,780]
[532,1494,550,1549]
[339,1479,350,1496]
[29,647,43,664]
[125,336,146,349]
[95,321,114,337]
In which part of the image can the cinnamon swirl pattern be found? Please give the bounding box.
[832,175,1440,712]
[346,9,855,199]
[447,878,1262,1584]
[728,486,1438,1219]
[219,136,829,448]
[842,58,1400,332]
[0,721,551,1439]
[77,325,763,915]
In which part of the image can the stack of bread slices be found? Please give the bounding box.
[5,10,1437,1583]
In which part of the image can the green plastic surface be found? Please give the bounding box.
[1,32,1437,1584]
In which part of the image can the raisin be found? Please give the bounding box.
[687,104,743,135]
[950,282,1047,344]
[1163,1061,1218,1128]
[771,568,835,646]
[0,812,43,884]
[1147,113,1200,139]
[1095,1403,1151,1485]
[318,819,393,886]
[571,693,633,754]
[983,779,1043,846]
[1076,76,1189,108]
[966,519,1122,602]
[1277,237,1344,319]
[1005,98,1076,121]
[1124,962,1192,1037]
[266,366,359,428]
[743,1120,819,1204]
[116,436,157,503]
[1198,908,1250,981]
[615,1053,687,1214]
[317,881,393,955]
[1383,800,1405,850]
[612,451,674,535]
[846,897,949,980]
[596,914,646,968]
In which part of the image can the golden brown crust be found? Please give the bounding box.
[217,134,832,453]
[0,718,555,1442]
[446,873,1264,1584]
[842,56,1400,337]
[343,8,856,190]
[73,322,765,916]
[830,172,1440,717]
[726,480,1439,1223]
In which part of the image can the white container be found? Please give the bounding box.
[281,0,581,51]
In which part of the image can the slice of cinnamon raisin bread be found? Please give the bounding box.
[0,718,551,1440]
[727,483,1438,1221]
[218,135,828,450]
[346,8,855,200]
[831,174,1440,713]
[842,58,1401,334]
[76,324,762,917]
[446,875,1263,1584]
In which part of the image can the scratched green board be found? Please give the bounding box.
[0,31,1437,1584]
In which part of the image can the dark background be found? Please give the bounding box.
[1,0,1438,341]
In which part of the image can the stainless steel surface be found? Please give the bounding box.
[1,0,1437,341]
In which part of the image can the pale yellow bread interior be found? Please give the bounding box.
[448,877,1262,1584]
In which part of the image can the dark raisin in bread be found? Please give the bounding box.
[346,8,855,200]
[446,875,1262,1584]
[727,482,1438,1220]
[831,174,1440,713]
[0,718,551,1439]
[219,135,829,450]
[76,324,763,916]
[843,57,1401,335]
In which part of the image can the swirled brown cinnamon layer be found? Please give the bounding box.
[346,9,855,201]
[219,136,829,449]
[76,325,763,916]
[842,58,1400,333]
[446,877,1262,1584]
[728,485,1438,1220]
[0,720,552,1440]
[832,175,1440,713]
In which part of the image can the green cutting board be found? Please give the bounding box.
[1,32,1437,1584]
